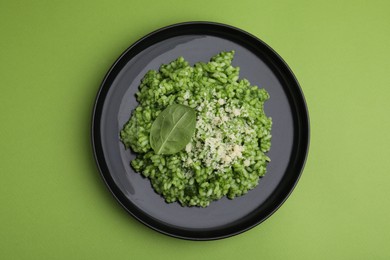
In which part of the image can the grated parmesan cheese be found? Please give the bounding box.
[232,108,241,116]
[183,96,255,171]
[218,98,226,105]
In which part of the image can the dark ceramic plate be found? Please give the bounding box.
[91,22,309,240]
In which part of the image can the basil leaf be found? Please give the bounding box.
[150,104,196,155]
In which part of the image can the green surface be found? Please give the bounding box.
[1,0,389,259]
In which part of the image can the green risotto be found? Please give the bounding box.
[120,51,272,207]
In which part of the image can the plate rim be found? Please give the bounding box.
[91,21,310,240]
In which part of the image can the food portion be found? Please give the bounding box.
[120,51,272,207]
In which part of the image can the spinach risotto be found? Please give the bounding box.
[120,51,272,207]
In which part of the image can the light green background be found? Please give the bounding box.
[1,0,389,259]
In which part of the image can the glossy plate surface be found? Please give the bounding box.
[92,22,309,240]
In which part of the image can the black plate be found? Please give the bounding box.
[91,22,309,240]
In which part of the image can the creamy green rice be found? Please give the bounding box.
[120,51,272,207]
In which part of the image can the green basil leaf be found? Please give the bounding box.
[150,104,196,155]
